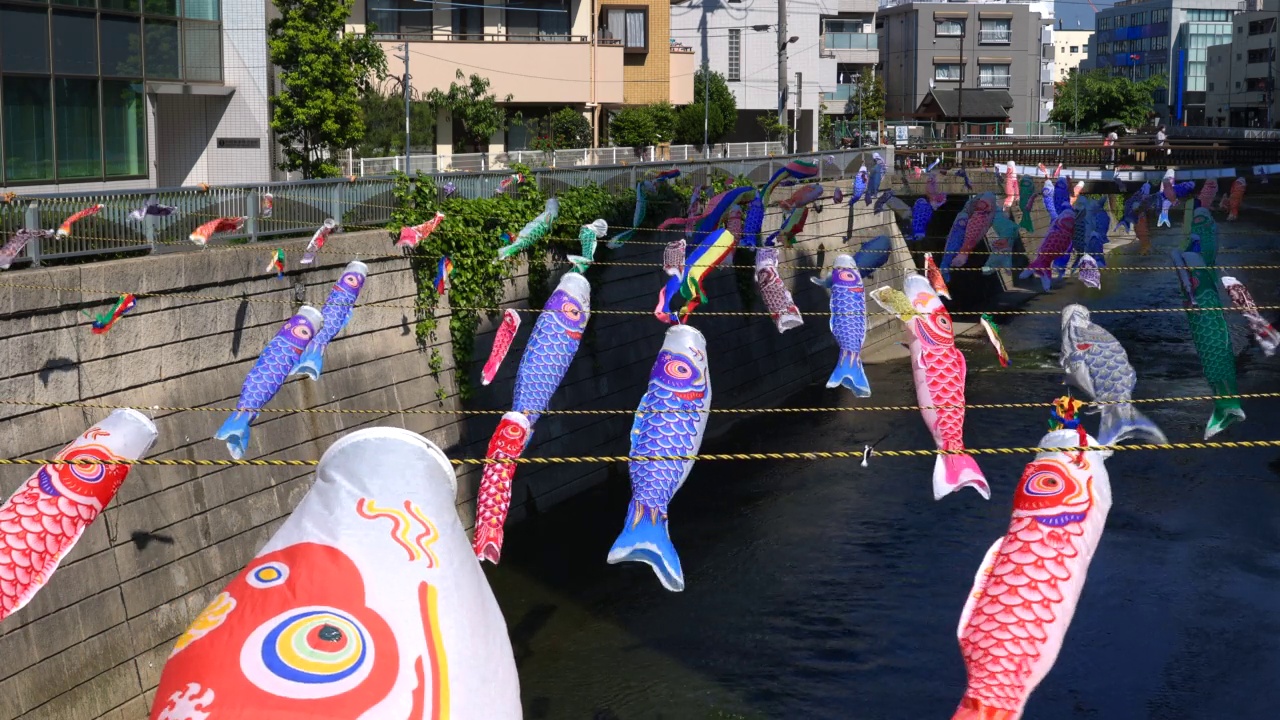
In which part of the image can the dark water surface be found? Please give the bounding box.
[485,210,1280,720]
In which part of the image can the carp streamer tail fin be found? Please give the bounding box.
[933,454,990,501]
[827,350,871,398]
[213,410,257,460]
[607,499,685,592]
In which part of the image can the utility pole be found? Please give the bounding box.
[958,19,965,142]
[1270,36,1275,129]
[796,71,803,152]
[778,0,789,153]
[702,58,710,154]
[402,41,411,175]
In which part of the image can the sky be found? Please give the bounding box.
[1055,0,1117,31]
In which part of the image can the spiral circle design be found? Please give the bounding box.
[240,606,375,699]
[246,561,290,589]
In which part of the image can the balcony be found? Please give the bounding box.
[979,29,1012,44]
[384,35,625,105]
[670,43,696,105]
[823,32,878,63]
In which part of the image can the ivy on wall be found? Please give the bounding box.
[390,165,756,402]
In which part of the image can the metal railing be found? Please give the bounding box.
[978,29,1012,44]
[823,32,878,50]
[1,146,885,269]
[342,142,786,176]
[978,75,1012,88]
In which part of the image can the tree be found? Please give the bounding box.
[648,102,679,144]
[1050,68,1165,133]
[843,68,885,123]
[427,71,513,152]
[358,89,435,157]
[685,67,737,144]
[674,103,724,146]
[609,106,658,149]
[268,0,386,178]
[756,114,794,142]
[526,107,593,151]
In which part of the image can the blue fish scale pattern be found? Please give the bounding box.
[1072,325,1136,400]
[512,299,584,424]
[630,387,706,512]
[831,275,866,354]
[238,331,309,413]
[314,284,358,348]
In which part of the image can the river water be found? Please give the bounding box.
[485,207,1280,719]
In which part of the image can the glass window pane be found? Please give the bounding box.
[54,77,101,178]
[3,77,54,182]
[625,9,644,48]
[101,14,142,76]
[144,18,181,78]
[102,79,145,176]
[144,0,177,14]
[53,11,99,74]
[183,0,216,20]
[183,21,220,81]
[102,0,139,10]
[1,7,51,74]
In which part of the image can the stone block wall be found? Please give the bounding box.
[0,179,911,718]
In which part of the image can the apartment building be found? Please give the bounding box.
[670,0,878,152]
[1053,28,1093,82]
[0,0,272,191]
[1205,0,1279,128]
[877,0,1052,135]
[1089,0,1236,126]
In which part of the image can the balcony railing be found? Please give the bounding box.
[824,84,858,102]
[824,32,878,50]
[979,29,1012,44]
[979,75,1012,88]
[370,31,590,43]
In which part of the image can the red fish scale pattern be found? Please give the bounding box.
[958,516,1082,709]
[922,345,968,452]
[0,481,93,618]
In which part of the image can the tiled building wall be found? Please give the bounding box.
[604,0,672,105]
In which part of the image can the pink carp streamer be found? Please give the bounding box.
[0,410,157,621]
[56,204,105,238]
[481,309,522,385]
[189,216,245,246]
[398,211,445,248]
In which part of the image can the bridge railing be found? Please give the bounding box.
[907,141,1280,173]
[0,147,887,268]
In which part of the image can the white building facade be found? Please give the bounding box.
[1053,28,1093,82]
[670,0,879,152]
[0,0,274,193]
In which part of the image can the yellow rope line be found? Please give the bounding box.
[0,279,1272,318]
[2,392,1276,417]
[7,439,1280,467]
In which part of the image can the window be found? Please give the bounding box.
[100,15,142,77]
[102,80,146,176]
[3,77,53,182]
[1249,48,1273,64]
[1069,45,1078,53]
[452,6,483,40]
[727,28,740,81]
[1187,9,1231,22]
[978,63,1010,88]
[184,21,222,81]
[1208,82,1214,91]
[603,7,647,52]
[53,11,99,76]
[934,63,963,81]
[936,19,964,37]
[144,0,178,16]
[184,0,219,21]
[54,77,100,179]
[836,63,861,85]
[508,0,569,39]
[144,18,181,78]
[1247,77,1269,92]
[979,18,1010,44]
[1,7,51,74]
[1249,19,1275,36]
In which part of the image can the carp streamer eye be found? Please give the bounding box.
[836,269,856,282]
[241,606,375,699]
[1023,466,1066,497]
[341,274,361,288]
[247,561,290,589]
[560,302,582,322]
[664,359,693,380]
[502,422,525,440]
[291,324,313,341]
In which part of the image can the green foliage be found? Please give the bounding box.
[358,90,434,157]
[391,165,634,400]
[757,114,795,142]
[674,103,725,146]
[843,68,885,122]
[1050,68,1165,133]
[818,101,837,151]
[525,107,593,152]
[648,101,679,144]
[690,67,737,142]
[427,71,513,152]
[267,0,386,178]
[609,106,659,149]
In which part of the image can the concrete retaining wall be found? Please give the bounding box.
[0,179,913,718]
